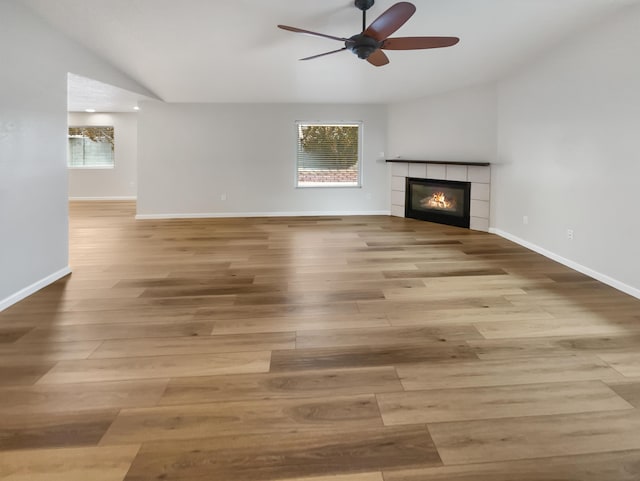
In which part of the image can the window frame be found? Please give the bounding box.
[294,120,363,189]
[67,125,115,170]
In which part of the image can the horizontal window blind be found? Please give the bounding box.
[296,122,361,187]
[68,126,114,168]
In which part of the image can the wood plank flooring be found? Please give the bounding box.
[1,200,640,480]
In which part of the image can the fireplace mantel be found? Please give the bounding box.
[386,159,490,167]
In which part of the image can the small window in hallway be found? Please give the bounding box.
[68,126,114,168]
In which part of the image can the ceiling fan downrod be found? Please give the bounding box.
[354,0,375,31]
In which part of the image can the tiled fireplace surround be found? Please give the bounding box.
[390,161,491,232]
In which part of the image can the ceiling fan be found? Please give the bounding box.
[277,0,459,67]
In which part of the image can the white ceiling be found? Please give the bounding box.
[67,73,156,112]
[24,0,640,109]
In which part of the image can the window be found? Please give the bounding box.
[296,122,362,187]
[68,126,114,168]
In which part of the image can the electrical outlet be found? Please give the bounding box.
[220,193,227,201]
[567,229,574,240]
[523,215,529,225]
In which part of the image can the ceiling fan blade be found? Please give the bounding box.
[366,49,390,67]
[277,25,347,42]
[382,36,460,50]
[363,2,416,41]
[300,48,348,61]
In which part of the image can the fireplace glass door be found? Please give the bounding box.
[405,178,471,228]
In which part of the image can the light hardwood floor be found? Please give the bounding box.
[1,200,640,480]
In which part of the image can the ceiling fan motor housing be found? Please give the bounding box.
[346,34,381,59]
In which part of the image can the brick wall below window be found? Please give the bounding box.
[298,170,358,183]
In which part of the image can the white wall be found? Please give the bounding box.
[137,102,388,217]
[68,112,138,199]
[494,3,640,296]
[0,2,155,310]
[387,84,498,163]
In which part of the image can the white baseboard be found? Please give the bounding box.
[490,228,640,300]
[135,210,391,220]
[69,197,136,201]
[0,266,72,312]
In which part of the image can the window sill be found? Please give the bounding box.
[297,183,362,189]
[68,166,115,170]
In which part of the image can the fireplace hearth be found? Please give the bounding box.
[405,177,471,228]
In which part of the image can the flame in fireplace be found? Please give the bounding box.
[421,192,456,210]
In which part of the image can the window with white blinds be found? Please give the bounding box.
[295,122,362,187]
[68,126,114,168]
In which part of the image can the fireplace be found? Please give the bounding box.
[389,160,490,231]
[405,177,471,228]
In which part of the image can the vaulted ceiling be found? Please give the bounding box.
[24,0,640,109]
